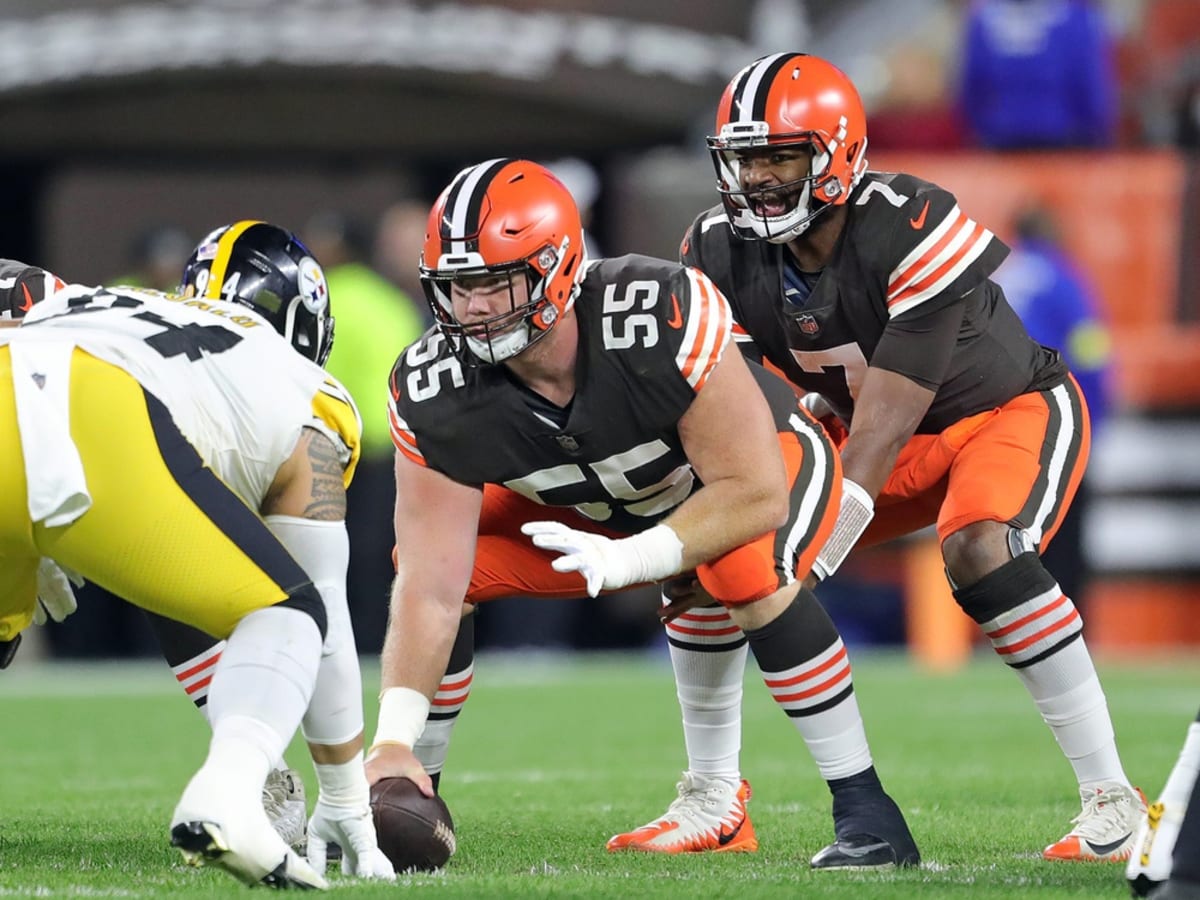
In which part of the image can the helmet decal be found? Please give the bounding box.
[297,256,328,313]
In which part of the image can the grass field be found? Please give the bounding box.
[1,649,1196,898]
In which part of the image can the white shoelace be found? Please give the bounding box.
[1069,784,1138,841]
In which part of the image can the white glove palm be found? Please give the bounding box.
[32,558,79,626]
[307,799,396,881]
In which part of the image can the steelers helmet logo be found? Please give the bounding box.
[297,256,328,313]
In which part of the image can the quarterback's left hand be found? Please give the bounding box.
[32,558,79,626]
[522,521,618,597]
[308,799,396,881]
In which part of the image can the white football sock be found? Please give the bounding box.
[1017,639,1130,788]
[204,606,322,788]
[669,634,746,780]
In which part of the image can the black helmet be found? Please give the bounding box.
[180,220,334,365]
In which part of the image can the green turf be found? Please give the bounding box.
[0,650,1195,897]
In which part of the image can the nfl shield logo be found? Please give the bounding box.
[555,434,580,452]
[798,314,819,335]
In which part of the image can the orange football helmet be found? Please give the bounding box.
[419,158,586,364]
[708,53,869,243]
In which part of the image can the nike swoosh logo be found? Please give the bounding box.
[909,200,930,230]
[1085,832,1132,856]
[836,840,892,858]
[667,294,683,329]
[717,819,743,846]
[18,284,34,312]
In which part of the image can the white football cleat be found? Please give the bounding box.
[606,772,757,853]
[262,767,308,852]
[172,772,327,889]
[1127,799,1185,896]
[1043,781,1147,862]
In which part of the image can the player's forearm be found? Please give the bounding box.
[842,367,933,497]
[666,473,787,571]
[374,581,460,751]
[839,428,906,500]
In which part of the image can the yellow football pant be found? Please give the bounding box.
[0,346,313,643]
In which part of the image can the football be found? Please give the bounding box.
[369,777,456,872]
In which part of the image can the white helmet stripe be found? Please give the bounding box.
[731,52,791,123]
[441,157,510,256]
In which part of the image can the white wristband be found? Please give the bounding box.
[619,523,685,588]
[313,752,370,809]
[812,478,874,581]
[372,687,430,751]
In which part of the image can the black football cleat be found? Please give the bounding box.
[811,777,920,870]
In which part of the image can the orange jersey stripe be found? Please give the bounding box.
[888,210,972,299]
[888,219,988,310]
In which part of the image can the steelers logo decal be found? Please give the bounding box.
[297,257,329,313]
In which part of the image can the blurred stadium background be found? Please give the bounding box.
[2,0,1198,667]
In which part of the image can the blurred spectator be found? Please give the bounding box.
[958,0,1118,149]
[374,199,434,310]
[113,224,194,290]
[867,45,966,151]
[994,202,1113,604]
[303,210,428,651]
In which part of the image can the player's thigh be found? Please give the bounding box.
[471,490,623,602]
[37,353,308,639]
[698,424,840,605]
[939,379,1089,547]
[0,349,42,640]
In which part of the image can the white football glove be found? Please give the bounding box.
[307,758,395,881]
[521,520,683,598]
[32,558,80,626]
[307,800,395,880]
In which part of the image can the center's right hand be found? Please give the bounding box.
[365,742,435,798]
[658,570,712,624]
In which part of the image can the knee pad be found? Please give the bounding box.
[952,551,1057,625]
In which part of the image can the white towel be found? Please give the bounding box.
[9,340,92,527]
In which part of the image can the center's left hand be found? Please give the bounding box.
[521,521,615,597]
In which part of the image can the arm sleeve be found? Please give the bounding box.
[265,514,364,746]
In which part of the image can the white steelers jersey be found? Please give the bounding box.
[7,283,361,506]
